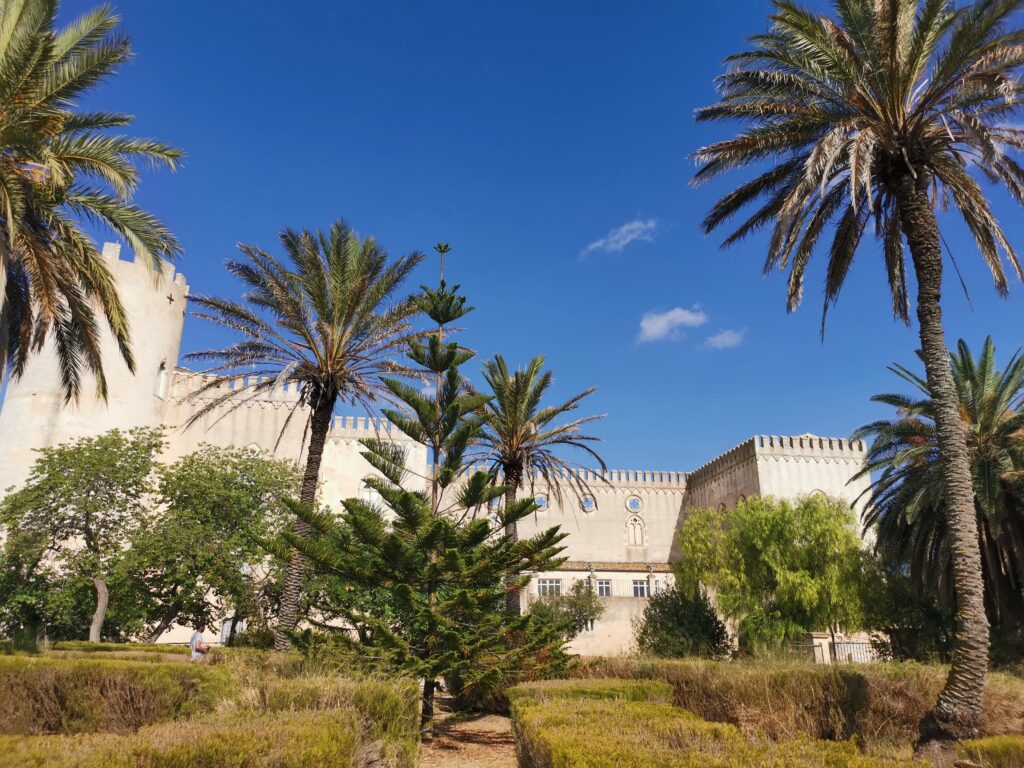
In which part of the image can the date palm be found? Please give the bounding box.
[855,338,1024,639]
[0,0,181,400]
[475,355,606,613]
[694,0,1024,750]
[185,222,423,651]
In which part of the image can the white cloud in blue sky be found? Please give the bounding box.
[703,328,746,349]
[638,306,709,343]
[581,218,658,257]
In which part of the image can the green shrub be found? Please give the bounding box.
[48,641,189,655]
[0,656,232,735]
[634,587,732,659]
[508,678,673,707]
[960,735,1024,768]
[574,657,1024,751]
[0,710,409,768]
[509,682,918,768]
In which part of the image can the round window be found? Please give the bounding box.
[580,495,596,514]
[625,495,643,514]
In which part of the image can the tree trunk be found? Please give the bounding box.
[504,467,522,615]
[898,178,990,756]
[421,677,436,737]
[227,614,241,646]
[89,577,108,643]
[274,393,335,652]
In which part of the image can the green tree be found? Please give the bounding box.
[0,428,164,641]
[528,579,605,640]
[185,222,423,651]
[675,496,866,652]
[855,338,1024,658]
[475,355,606,613]
[124,445,301,643]
[634,585,731,659]
[285,263,569,734]
[693,0,1024,746]
[0,0,182,400]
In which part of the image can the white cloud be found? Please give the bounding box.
[638,306,709,343]
[703,328,746,349]
[581,218,658,257]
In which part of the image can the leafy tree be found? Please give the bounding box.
[693,0,1024,746]
[855,337,1024,659]
[185,222,423,651]
[634,585,731,659]
[475,355,606,612]
[285,259,569,734]
[0,428,164,641]
[0,0,182,399]
[123,445,301,643]
[674,495,866,653]
[528,579,605,640]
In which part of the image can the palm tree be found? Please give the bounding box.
[855,338,1024,642]
[475,355,606,613]
[0,0,182,401]
[185,222,423,651]
[693,0,1024,750]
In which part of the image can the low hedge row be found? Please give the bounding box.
[0,709,407,768]
[48,641,190,655]
[574,658,1024,750]
[0,656,232,735]
[508,680,919,768]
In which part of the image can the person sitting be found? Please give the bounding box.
[189,623,211,661]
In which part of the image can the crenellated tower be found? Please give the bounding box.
[0,243,189,490]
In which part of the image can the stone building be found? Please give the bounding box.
[0,247,871,654]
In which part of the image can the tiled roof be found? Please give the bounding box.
[554,561,672,573]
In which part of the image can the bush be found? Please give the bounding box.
[573,657,1024,753]
[0,652,420,768]
[49,641,189,655]
[509,680,916,767]
[0,656,231,735]
[0,709,408,768]
[633,587,731,659]
[960,735,1024,768]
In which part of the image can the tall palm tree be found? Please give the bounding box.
[475,355,606,613]
[855,338,1024,637]
[0,0,181,400]
[693,0,1024,750]
[185,222,423,651]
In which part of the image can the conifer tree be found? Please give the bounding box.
[285,245,569,734]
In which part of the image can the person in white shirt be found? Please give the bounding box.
[189,623,211,661]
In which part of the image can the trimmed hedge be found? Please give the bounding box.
[960,735,1024,768]
[509,680,920,768]
[49,641,190,655]
[0,710,397,768]
[0,656,232,735]
[574,658,1024,750]
[0,651,420,768]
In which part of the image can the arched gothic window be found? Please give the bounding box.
[626,515,645,547]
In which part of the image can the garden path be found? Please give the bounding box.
[419,706,516,768]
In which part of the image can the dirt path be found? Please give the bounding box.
[419,710,517,768]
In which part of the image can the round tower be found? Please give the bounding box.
[0,243,189,491]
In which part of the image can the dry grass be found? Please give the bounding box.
[572,657,1024,753]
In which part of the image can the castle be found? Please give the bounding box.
[0,246,872,654]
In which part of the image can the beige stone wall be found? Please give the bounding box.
[0,244,188,492]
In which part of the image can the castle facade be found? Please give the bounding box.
[0,246,871,654]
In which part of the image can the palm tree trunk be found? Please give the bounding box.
[274,393,335,652]
[504,467,522,615]
[89,577,108,643]
[898,179,990,753]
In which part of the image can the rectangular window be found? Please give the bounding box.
[537,579,561,597]
[632,580,649,598]
[597,579,612,597]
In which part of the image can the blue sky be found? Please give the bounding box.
[58,1,1024,471]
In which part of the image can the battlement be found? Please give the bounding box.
[101,241,189,293]
[687,433,865,485]
[456,464,686,487]
[169,368,304,404]
[329,415,418,442]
